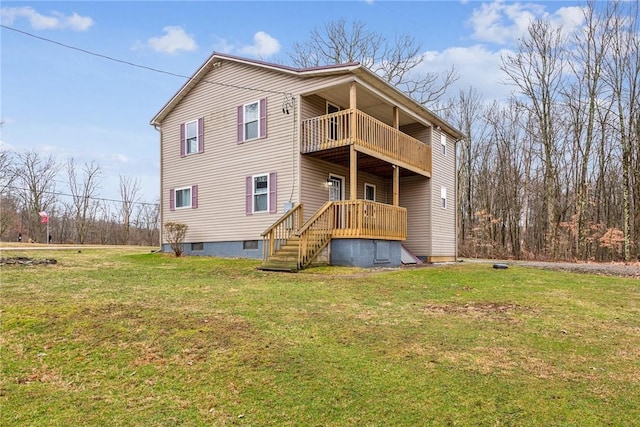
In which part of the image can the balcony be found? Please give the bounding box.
[301,109,432,177]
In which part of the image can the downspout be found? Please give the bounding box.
[153,123,163,251]
[454,137,461,262]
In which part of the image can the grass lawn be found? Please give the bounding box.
[1,248,638,426]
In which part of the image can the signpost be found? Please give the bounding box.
[38,211,49,244]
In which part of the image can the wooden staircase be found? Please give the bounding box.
[259,202,333,272]
[259,236,301,272]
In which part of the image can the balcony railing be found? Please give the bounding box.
[301,109,432,176]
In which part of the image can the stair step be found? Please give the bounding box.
[259,261,299,272]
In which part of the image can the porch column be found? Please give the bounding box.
[393,106,399,129]
[350,81,357,200]
[350,146,357,200]
[393,165,399,206]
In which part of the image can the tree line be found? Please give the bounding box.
[0,149,159,246]
[442,1,639,261]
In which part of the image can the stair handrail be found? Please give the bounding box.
[261,203,303,261]
[295,201,335,269]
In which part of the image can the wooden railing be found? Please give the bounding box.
[301,109,432,175]
[262,201,407,269]
[331,200,407,240]
[260,204,303,261]
[296,202,335,270]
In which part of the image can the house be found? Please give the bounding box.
[150,53,463,271]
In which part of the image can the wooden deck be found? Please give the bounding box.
[301,109,432,177]
[260,201,407,271]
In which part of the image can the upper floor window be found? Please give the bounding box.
[440,133,447,156]
[244,102,259,140]
[441,186,447,209]
[180,118,204,156]
[185,121,198,154]
[238,98,267,143]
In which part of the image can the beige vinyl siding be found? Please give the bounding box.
[399,122,431,144]
[399,175,431,256]
[160,61,369,244]
[429,128,456,256]
[161,62,296,243]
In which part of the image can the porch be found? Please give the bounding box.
[260,200,407,271]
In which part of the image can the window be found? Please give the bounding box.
[246,173,276,215]
[180,118,204,156]
[441,186,447,209]
[253,174,268,212]
[191,242,204,251]
[238,98,267,142]
[243,240,259,250]
[175,187,191,209]
[186,121,198,154]
[169,185,198,211]
[364,183,376,201]
[441,133,447,156]
[244,102,259,140]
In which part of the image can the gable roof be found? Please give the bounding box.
[150,52,463,140]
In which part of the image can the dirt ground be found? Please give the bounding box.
[460,258,640,279]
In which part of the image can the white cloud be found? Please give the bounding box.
[467,1,542,44]
[146,26,198,54]
[415,45,515,103]
[238,31,281,58]
[467,1,585,45]
[0,6,93,31]
[111,153,129,163]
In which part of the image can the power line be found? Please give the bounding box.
[0,24,291,97]
[3,185,159,208]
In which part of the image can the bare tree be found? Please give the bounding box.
[0,148,19,239]
[135,199,160,246]
[119,175,141,245]
[501,19,567,257]
[67,158,102,244]
[602,0,640,261]
[443,87,488,248]
[14,151,61,242]
[562,1,613,259]
[289,19,458,106]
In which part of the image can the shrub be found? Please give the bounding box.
[164,222,188,257]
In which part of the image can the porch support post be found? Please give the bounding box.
[393,106,399,129]
[350,145,357,200]
[349,81,357,201]
[349,81,357,109]
[393,165,400,206]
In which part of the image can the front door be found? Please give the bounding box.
[328,175,345,229]
[327,103,340,141]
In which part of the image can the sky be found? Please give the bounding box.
[1,0,587,204]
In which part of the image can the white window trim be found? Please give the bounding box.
[252,173,269,214]
[326,102,341,114]
[441,186,447,209]
[328,173,345,201]
[364,183,376,201]
[243,101,260,142]
[440,133,447,156]
[185,119,199,155]
[175,186,192,209]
